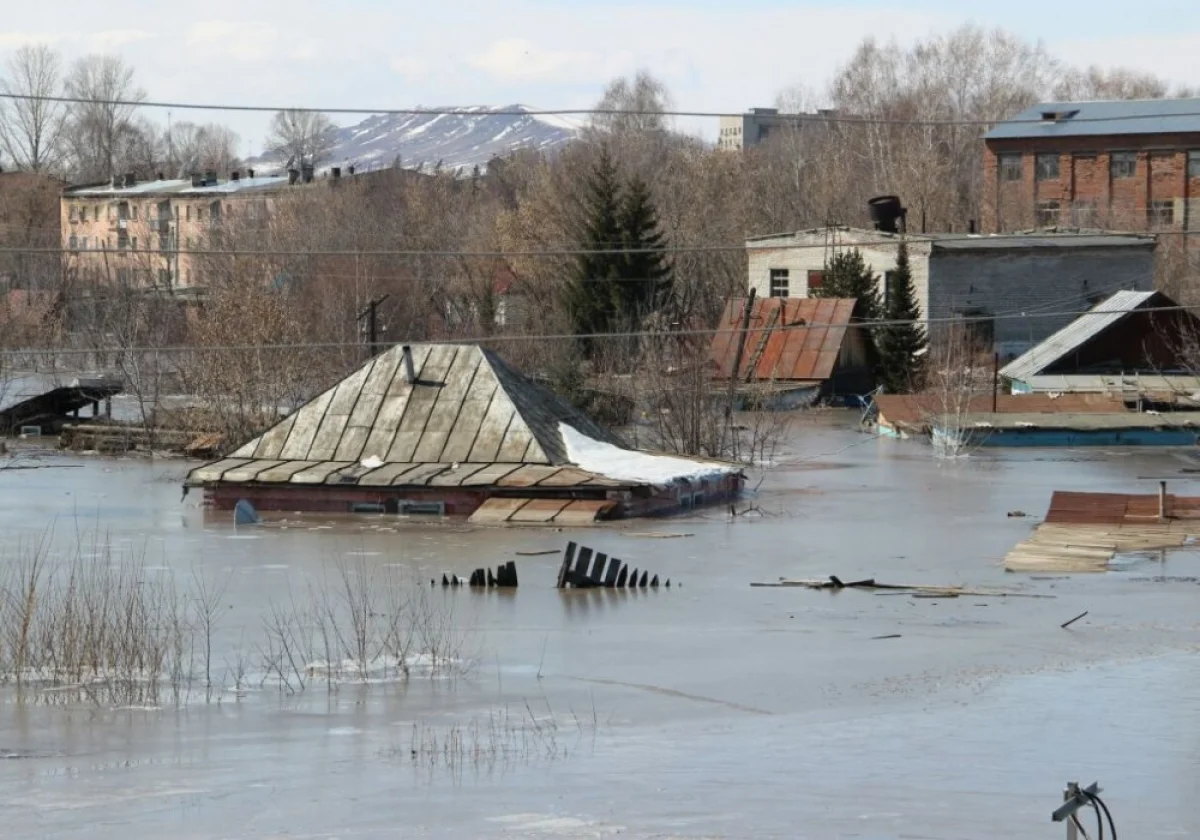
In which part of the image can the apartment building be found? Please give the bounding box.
[60,168,303,290]
[982,98,1200,233]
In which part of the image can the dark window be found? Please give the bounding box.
[131,205,138,220]
[1189,151,1200,179]
[999,153,1022,181]
[1035,153,1059,181]
[883,270,900,306]
[1035,201,1060,227]
[93,206,100,221]
[157,268,172,287]
[130,237,137,250]
[806,269,824,292]
[68,235,77,250]
[1111,151,1137,179]
[769,268,789,297]
[1149,200,1175,228]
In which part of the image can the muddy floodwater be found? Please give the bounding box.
[2,414,1200,838]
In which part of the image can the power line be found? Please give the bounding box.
[0,230,1170,258]
[1,303,1191,358]
[4,90,1200,129]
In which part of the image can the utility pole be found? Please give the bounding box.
[357,294,390,360]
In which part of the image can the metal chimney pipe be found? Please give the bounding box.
[402,345,416,384]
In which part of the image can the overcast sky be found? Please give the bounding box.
[4,0,1200,155]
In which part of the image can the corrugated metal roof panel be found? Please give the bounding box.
[1000,290,1161,382]
[985,98,1200,140]
[710,297,856,383]
[1046,490,1200,525]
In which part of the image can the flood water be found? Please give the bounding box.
[2,413,1200,838]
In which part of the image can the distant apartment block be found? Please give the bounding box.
[60,163,380,291]
[982,98,1200,233]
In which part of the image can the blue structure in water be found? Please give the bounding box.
[234,499,261,525]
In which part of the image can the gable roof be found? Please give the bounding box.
[1000,290,1165,382]
[222,343,622,467]
[985,98,1200,141]
[709,297,857,383]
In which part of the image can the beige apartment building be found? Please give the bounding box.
[717,107,846,151]
[60,167,320,290]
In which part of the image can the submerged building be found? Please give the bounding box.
[185,343,743,524]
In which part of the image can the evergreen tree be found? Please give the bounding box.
[566,146,625,347]
[877,241,927,392]
[616,175,672,319]
[815,249,881,321]
[566,151,672,357]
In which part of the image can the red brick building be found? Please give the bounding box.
[982,99,1200,233]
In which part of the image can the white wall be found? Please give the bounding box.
[746,228,932,320]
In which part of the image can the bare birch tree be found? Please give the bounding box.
[266,109,335,166]
[63,55,145,181]
[0,45,67,173]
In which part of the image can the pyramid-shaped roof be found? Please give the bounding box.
[237,343,621,465]
[185,343,635,489]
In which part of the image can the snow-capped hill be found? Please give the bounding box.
[254,105,584,175]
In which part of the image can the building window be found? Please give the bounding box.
[157,268,172,287]
[94,206,100,221]
[769,268,789,297]
[131,205,138,220]
[999,153,1022,181]
[883,270,902,307]
[1149,200,1175,228]
[806,269,824,292]
[68,235,78,250]
[68,206,77,222]
[131,237,137,250]
[1111,151,1137,179]
[1036,200,1060,227]
[1035,153,1059,181]
[1189,151,1200,179]
[79,236,87,250]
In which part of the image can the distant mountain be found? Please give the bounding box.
[250,105,584,175]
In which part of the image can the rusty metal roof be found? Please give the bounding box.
[1045,490,1200,525]
[874,393,1127,432]
[710,297,857,383]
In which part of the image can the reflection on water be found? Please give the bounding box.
[1,417,1199,837]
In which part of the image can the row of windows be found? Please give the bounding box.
[68,200,227,222]
[720,125,744,137]
[1034,199,1181,227]
[1000,150,1200,182]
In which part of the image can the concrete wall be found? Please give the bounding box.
[926,246,1156,359]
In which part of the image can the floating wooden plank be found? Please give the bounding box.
[509,498,572,524]
[467,497,530,524]
[749,576,1050,597]
[553,499,617,526]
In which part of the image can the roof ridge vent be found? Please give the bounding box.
[1040,108,1080,122]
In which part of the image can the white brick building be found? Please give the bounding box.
[746,226,1157,359]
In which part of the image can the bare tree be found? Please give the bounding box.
[161,121,240,177]
[0,45,67,173]
[266,109,335,166]
[591,70,673,135]
[1052,65,1171,101]
[63,55,146,181]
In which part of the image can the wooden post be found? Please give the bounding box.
[1064,784,1078,840]
[1160,480,1168,521]
[992,352,999,413]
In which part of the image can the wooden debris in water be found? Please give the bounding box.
[623,532,694,539]
[432,561,519,589]
[749,576,1050,598]
[556,541,671,590]
[1005,522,1200,573]
[515,549,559,556]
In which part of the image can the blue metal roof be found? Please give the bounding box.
[985,98,1200,141]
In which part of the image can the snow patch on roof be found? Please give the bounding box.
[559,422,735,485]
